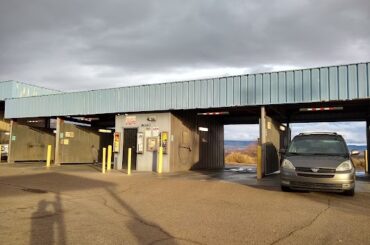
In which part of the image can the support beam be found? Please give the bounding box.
[7,120,14,163]
[258,106,266,179]
[55,117,63,165]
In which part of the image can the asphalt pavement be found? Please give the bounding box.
[0,163,369,245]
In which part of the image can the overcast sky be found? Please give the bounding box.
[1,0,369,143]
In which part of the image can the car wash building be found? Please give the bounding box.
[2,62,370,177]
[0,81,59,162]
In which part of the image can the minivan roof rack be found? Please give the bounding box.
[298,132,338,136]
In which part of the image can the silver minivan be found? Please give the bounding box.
[280,133,358,196]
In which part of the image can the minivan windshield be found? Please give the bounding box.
[287,136,348,156]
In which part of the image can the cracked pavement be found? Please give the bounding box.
[0,163,369,245]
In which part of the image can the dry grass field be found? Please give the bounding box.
[225,143,257,165]
[351,154,366,170]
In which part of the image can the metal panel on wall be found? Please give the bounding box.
[4,62,370,119]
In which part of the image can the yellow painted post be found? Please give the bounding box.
[157,146,163,174]
[127,148,132,175]
[102,147,106,174]
[365,150,369,173]
[46,145,52,168]
[257,144,262,179]
[107,145,112,171]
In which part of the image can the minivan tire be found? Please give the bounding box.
[281,185,291,192]
[343,188,355,196]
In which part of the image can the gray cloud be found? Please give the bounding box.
[0,0,369,91]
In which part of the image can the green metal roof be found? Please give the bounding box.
[4,62,370,119]
[0,80,59,101]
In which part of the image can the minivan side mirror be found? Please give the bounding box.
[350,150,360,156]
[279,149,286,154]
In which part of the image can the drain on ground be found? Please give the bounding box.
[21,188,48,194]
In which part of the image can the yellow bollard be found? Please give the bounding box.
[127,148,132,175]
[157,146,163,174]
[107,145,112,171]
[46,145,52,168]
[257,144,262,179]
[365,150,369,173]
[102,147,106,174]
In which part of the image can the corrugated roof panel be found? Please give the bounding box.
[255,74,263,104]
[188,81,195,109]
[194,80,201,108]
[278,72,286,103]
[338,66,348,100]
[182,82,189,109]
[213,78,220,107]
[240,75,248,105]
[311,69,320,101]
[263,73,270,104]
[294,70,303,102]
[247,74,256,105]
[219,78,227,107]
[348,64,358,100]
[329,67,339,100]
[233,76,241,106]
[201,80,208,108]
[226,77,233,106]
[358,63,368,98]
[207,79,214,107]
[303,70,311,101]
[5,62,370,119]
[320,68,329,101]
[286,71,294,103]
[270,73,278,104]
[0,80,58,101]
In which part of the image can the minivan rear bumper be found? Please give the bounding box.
[280,169,355,192]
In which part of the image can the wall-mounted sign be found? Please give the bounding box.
[125,116,137,126]
[63,139,69,145]
[152,127,160,137]
[113,132,120,153]
[145,128,152,138]
[65,132,75,138]
[11,135,16,141]
[137,132,144,154]
[160,131,168,154]
[146,137,158,152]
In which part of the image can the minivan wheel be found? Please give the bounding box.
[281,185,291,192]
[343,188,355,196]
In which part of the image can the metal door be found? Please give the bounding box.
[122,128,138,170]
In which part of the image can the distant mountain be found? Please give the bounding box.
[224,140,256,151]
[347,145,367,153]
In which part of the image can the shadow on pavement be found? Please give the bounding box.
[105,187,179,245]
[30,193,66,245]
